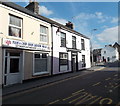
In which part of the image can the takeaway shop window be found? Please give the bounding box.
[59,53,68,71]
[82,55,86,67]
[34,53,48,74]
[10,52,20,56]
[60,53,68,65]
[9,15,22,38]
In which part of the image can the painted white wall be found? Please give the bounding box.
[0,38,2,86]
[0,4,51,45]
[0,4,52,82]
[101,45,119,62]
[52,26,91,74]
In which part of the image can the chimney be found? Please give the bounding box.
[25,0,39,14]
[65,21,74,29]
[109,44,112,46]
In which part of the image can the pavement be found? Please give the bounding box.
[2,65,105,96]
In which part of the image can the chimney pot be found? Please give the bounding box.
[65,21,74,29]
[25,1,39,14]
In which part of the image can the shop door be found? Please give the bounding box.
[4,52,22,86]
[72,54,77,72]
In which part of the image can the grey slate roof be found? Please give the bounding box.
[0,1,90,39]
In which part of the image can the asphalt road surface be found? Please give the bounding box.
[2,67,120,105]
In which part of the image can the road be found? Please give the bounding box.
[2,66,120,105]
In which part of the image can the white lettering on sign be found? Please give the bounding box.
[2,38,50,51]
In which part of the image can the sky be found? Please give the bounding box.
[13,1,118,49]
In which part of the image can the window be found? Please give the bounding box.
[107,57,110,62]
[10,58,19,73]
[104,51,106,54]
[82,55,86,67]
[59,53,68,71]
[72,36,76,49]
[9,15,22,38]
[112,56,116,58]
[60,32,66,47]
[40,25,48,42]
[34,53,48,74]
[81,39,85,50]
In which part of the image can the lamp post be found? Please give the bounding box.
[90,28,97,66]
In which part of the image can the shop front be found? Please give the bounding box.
[2,38,51,86]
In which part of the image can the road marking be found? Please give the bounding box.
[92,82,101,86]
[88,97,102,104]
[63,90,85,101]
[48,99,60,105]
[105,77,111,81]
[69,92,88,104]
[113,84,120,89]
[99,98,113,104]
[116,102,120,106]
[75,94,97,105]
[94,67,106,71]
[72,89,85,95]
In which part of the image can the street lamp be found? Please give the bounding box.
[90,28,97,66]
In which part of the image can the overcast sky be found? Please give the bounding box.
[13,1,118,49]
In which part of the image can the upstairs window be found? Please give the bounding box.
[81,39,85,50]
[60,32,66,47]
[40,25,48,43]
[104,51,106,54]
[9,15,22,38]
[72,36,76,49]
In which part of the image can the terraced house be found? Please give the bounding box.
[0,1,91,86]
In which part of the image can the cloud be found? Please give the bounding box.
[39,5,53,16]
[95,12,103,19]
[92,41,102,49]
[111,17,118,23]
[50,18,68,25]
[101,25,108,29]
[74,12,114,24]
[96,26,118,43]
[75,13,95,20]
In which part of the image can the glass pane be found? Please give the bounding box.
[10,58,19,73]
[72,36,76,41]
[5,51,8,56]
[61,38,65,47]
[9,26,21,38]
[40,34,47,42]
[35,54,40,58]
[10,15,21,27]
[35,58,47,73]
[42,54,47,58]
[5,57,7,74]
[60,59,68,65]
[61,33,65,38]
[10,52,20,56]
[40,26,47,34]
[4,76,7,85]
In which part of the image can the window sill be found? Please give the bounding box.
[7,35,23,40]
[60,46,67,48]
[81,49,85,51]
[33,72,49,76]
